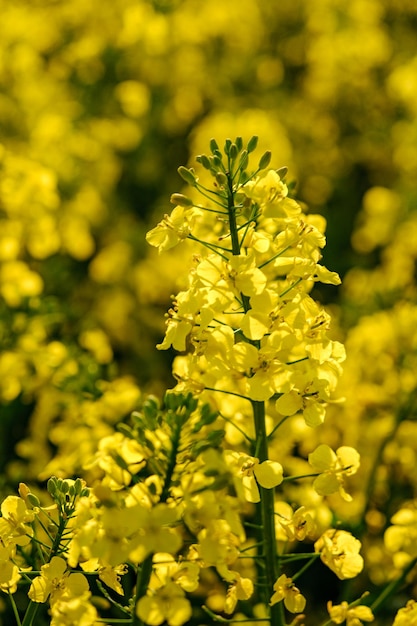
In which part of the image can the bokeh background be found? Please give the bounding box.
[1,0,417,622]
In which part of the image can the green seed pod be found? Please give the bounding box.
[247,135,258,153]
[170,193,193,207]
[258,150,272,170]
[178,166,197,186]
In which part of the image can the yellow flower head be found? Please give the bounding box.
[315,530,364,579]
[393,600,417,626]
[136,581,192,626]
[224,450,283,503]
[309,444,360,501]
[328,600,374,625]
[0,495,35,547]
[270,573,306,613]
[146,207,198,252]
[28,556,90,605]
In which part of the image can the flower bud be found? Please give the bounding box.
[27,493,41,508]
[170,193,193,207]
[216,172,227,186]
[18,482,30,499]
[239,150,249,170]
[247,135,258,153]
[230,143,239,161]
[258,150,272,170]
[224,138,232,155]
[196,154,211,169]
[178,166,197,186]
[209,138,219,153]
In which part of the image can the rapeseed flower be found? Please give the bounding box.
[327,600,374,625]
[309,445,360,501]
[270,573,306,613]
[315,530,363,580]
[224,450,283,503]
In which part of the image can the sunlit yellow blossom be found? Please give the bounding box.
[149,553,200,593]
[224,450,283,503]
[98,564,127,595]
[384,505,417,567]
[315,530,363,579]
[136,582,192,626]
[0,495,35,546]
[28,556,90,604]
[0,545,21,593]
[269,574,306,613]
[242,169,290,215]
[224,573,254,614]
[327,600,374,625]
[275,503,316,542]
[309,445,360,501]
[50,596,98,626]
[86,433,146,489]
[128,504,182,563]
[393,600,417,626]
[146,206,199,252]
[198,519,240,568]
[230,334,293,401]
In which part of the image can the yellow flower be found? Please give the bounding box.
[146,206,198,252]
[28,556,90,604]
[224,450,283,503]
[230,334,292,402]
[128,503,182,563]
[275,504,316,542]
[136,582,192,626]
[327,600,374,625]
[50,594,98,626]
[384,505,417,565]
[315,530,364,580]
[86,432,146,489]
[198,519,240,568]
[242,169,290,216]
[0,545,21,593]
[269,574,306,613]
[0,495,35,547]
[224,573,254,614]
[393,600,417,626]
[308,444,360,501]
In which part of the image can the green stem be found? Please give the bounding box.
[131,555,154,626]
[361,394,417,535]
[252,401,283,626]
[21,601,39,626]
[370,557,417,613]
[133,402,185,624]
[224,170,282,625]
[226,175,241,255]
[9,593,22,626]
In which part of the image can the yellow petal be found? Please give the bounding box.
[254,460,283,489]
